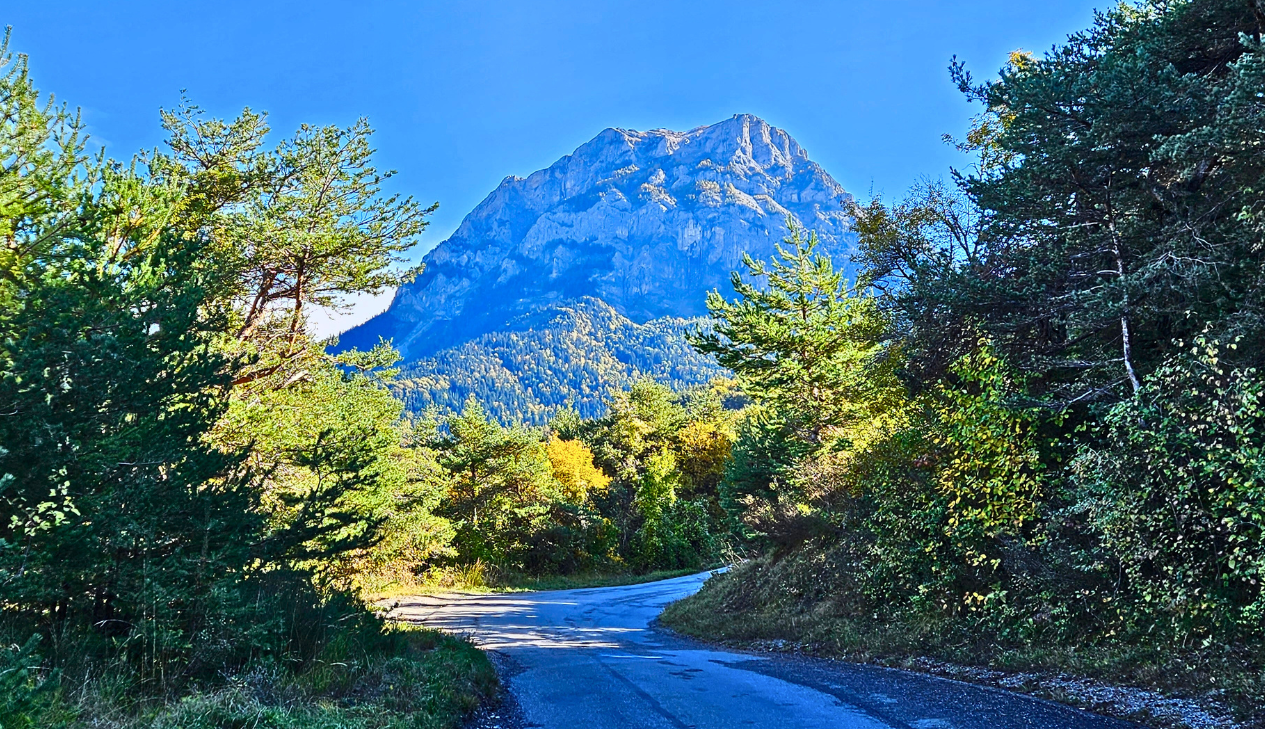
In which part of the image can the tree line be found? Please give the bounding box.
[413,379,739,585]
[0,27,739,723]
[691,0,1265,687]
[392,297,722,425]
[0,30,500,726]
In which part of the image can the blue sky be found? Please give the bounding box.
[5,1,1102,333]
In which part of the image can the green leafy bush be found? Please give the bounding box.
[0,636,56,729]
[1069,337,1265,641]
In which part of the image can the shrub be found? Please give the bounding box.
[1068,337,1265,641]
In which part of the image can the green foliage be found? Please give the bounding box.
[718,407,812,541]
[674,416,734,499]
[583,379,730,570]
[929,344,1051,541]
[420,378,734,578]
[155,101,435,350]
[696,220,907,552]
[1069,336,1265,640]
[694,219,893,442]
[432,399,568,570]
[0,34,269,687]
[395,297,722,424]
[849,181,986,385]
[593,379,688,479]
[18,0,1265,722]
[0,31,499,729]
[0,636,56,729]
[685,10,1265,716]
[836,0,1265,646]
[50,626,495,729]
[629,449,680,565]
[931,0,1265,402]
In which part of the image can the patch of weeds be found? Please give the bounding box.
[28,625,496,729]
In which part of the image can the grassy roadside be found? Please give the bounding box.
[492,567,705,592]
[659,557,1263,729]
[367,566,708,599]
[6,624,497,729]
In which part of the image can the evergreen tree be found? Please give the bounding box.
[0,33,439,694]
[0,34,264,659]
[693,220,895,445]
[433,399,560,566]
[938,1,1265,403]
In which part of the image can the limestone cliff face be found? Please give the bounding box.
[340,114,855,360]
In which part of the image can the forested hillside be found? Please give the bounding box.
[391,297,723,423]
[0,32,741,724]
[663,2,1265,724]
[338,114,854,425]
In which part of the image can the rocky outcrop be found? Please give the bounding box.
[339,114,855,360]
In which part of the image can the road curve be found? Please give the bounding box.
[388,571,1142,729]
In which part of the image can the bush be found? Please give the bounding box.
[1068,337,1265,641]
[0,635,56,729]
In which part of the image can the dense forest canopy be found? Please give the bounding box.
[0,30,500,726]
[0,26,740,721]
[392,297,724,424]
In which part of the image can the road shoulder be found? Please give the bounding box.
[650,620,1238,729]
[464,650,529,729]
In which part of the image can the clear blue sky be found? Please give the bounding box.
[5,0,1102,333]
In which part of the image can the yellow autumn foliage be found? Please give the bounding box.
[675,419,734,496]
[546,435,611,503]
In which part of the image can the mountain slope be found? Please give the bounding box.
[341,114,856,361]
[392,297,722,424]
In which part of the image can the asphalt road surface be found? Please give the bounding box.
[389,571,1142,729]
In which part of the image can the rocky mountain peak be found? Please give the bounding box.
[339,114,855,360]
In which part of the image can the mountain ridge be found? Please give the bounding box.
[340,114,857,362]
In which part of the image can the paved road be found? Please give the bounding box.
[389,571,1142,729]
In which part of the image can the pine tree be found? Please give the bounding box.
[692,219,894,444]
[926,1,1265,403]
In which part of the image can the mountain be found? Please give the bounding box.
[340,114,856,362]
[392,297,723,424]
